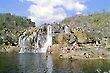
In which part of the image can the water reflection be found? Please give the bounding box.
[0,54,110,73]
[19,54,26,73]
[46,55,53,73]
[18,53,53,73]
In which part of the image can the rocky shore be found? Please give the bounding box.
[47,43,110,60]
[0,46,20,53]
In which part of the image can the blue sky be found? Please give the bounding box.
[0,0,110,26]
[0,0,30,16]
[85,0,110,14]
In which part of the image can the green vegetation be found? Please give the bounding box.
[61,12,110,44]
[0,12,110,51]
[0,13,35,46]
[0,36,3,45]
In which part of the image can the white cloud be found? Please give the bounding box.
[76,11,82,15]
[20,0,87,26]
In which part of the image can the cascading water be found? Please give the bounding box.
[33,34,40,53]
[35,34,40,48]
[40,25,52,53]
[19,32,27,53]
[19,31,37,53]
[18,25,52,53]
[64,26,70,34]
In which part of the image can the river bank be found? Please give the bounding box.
[0,43,110,60]
[0,45,20,53]
[47,43,110,60]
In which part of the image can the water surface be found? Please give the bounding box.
[0,53,110,73]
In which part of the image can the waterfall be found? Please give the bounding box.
[40,25,52,53]
[19,32,27,53]
[64,26,70,34]
[19,36,30,53]
[18,25,52,53]
[19,31,34,53]
[34,34,40,53]
[46,55,53,73]
[35,34,40,48]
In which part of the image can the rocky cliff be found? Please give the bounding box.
[0,13,35,53]
[0,12,110,54]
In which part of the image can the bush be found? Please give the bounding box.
[0,36,4,45]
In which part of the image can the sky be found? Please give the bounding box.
[0,0,110,26]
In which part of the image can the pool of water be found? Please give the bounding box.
[0,53,110,73]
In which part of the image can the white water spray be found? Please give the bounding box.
[64,26,70,34]
[40,25,52,53]
[18,25,52,53]
[19,32,27,53]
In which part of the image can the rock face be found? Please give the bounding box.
[18,27,40,52]
[54,33,77,44]
[54,33,70,44]
[73,29,88,43]
[1,12,110,55]
[0,13,35,52]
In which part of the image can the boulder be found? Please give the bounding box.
[54,33,70,44]
[74,29,88,43]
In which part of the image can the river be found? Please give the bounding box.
[0,53,110,73]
